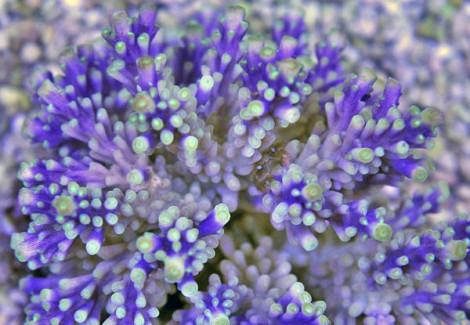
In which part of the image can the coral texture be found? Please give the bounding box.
[0,2,469,325]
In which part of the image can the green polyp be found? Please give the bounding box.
[288,202,302,217]
[155,54,167,69]
[137,32,150,45]
[408,105,420,116]
[147,307,160,318]
[269,303,283,316]
[311,301,327,316]
[411,119,422,128]
[111,292,125,306]
[105,213,118,225]
[317,315,329,325]
[186,229,199,243]
[39,289,52,303]
[151,118,164,131]
[116,307,126,319]
[169,98,181,110]
[184,136,199,152]
[34,172,44,181]
[392,119,405,131]
[158,211,173,228]
[240,108,252,120]
[126,169,144,186]
[425,252,435,263]
[412,167,428,182]
[289,92,300,105]
[92,216,103,228]
[115,41,126,55]
[160,130,174,145]
[79,200,89,209]
[303,213,316,226]
[389,267,403,279]
[56,214,66,224]
[135,314,145,325]
[178,87,192,101]
[172,242,182,253]
[247,100,265,117]
[74,310,88,323]
[278,58,301,82]
[446,240,468,261]
[59,298,72,312]
[102,27,112,38]
[67,182,79,195]
[372,223,393,242]
[264,65,279,81]
[137,234,155,253]
[301,183,323,202]
[264,88,275,101]
[157,100,168,110]
[300,235,318,252]
[167,228,181,242]
[133,93,156,113]
[396,256,409,266]
[214,203,230,224]
[52,195,77,217]
[130,268,147,285]
[86,239,101,256]
[349,115,365,131]
[164,257,185,283]
[132,136,149,153]
[421,264,432,276]
[395,141,409,155]
[178,280,198,299]
[432,294,451,305]
[301,303,315,316]
[374,147,385,157]
[137,55,154,70]
[135,293,147,309]
[221,53,232,65]
[48,183,59,196]
[256,81,268,93]
[260,46,275,60]
[286,302,299,314]
[91,197,103,209]
[200,75,215,91]
[345,227,357,238]
[211,314,230,325]
[351,148,374,164]
[105,197,118,210]
[108,59,125,74]
[279,86,290,97]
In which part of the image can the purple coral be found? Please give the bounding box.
[0,2,468,325]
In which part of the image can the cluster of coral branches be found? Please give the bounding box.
[0,2,469,325]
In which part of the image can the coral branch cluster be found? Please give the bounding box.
[1,3,468,325]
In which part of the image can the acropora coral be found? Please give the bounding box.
[0,2,469,325]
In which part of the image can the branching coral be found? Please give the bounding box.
[0,2,468,325]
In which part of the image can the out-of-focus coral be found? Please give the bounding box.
[0,113,30,324]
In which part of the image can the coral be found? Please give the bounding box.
[287,186,470,324]
[0,1,469,325]
[173,236,329,325]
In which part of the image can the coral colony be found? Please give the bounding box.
[0,3,469,325]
